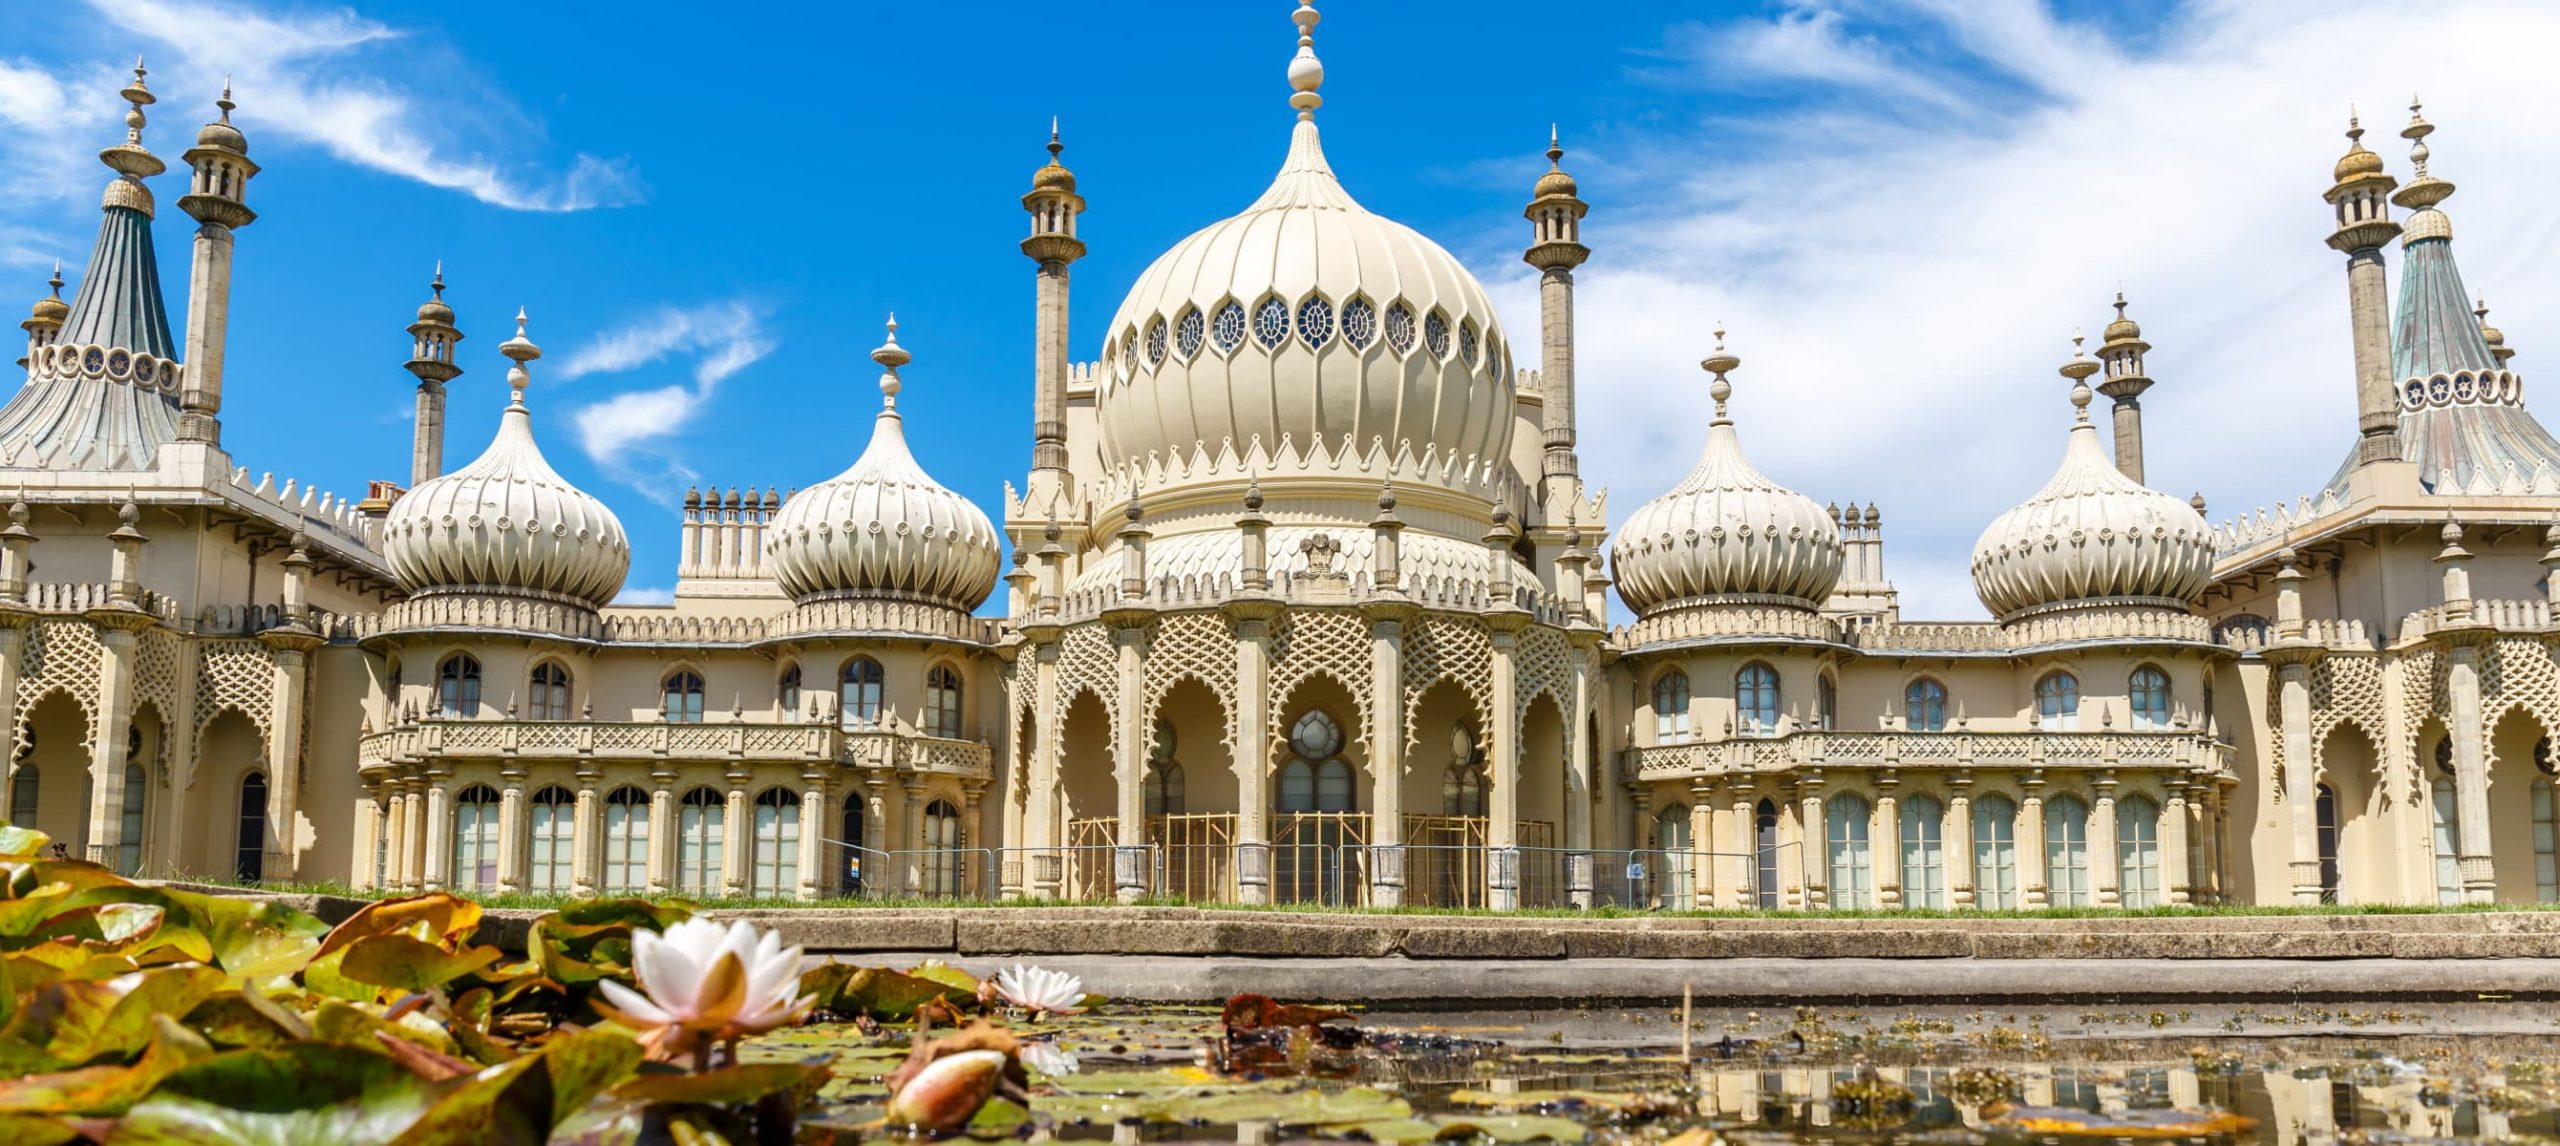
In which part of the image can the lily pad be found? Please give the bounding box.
[337,935,505,994]
[109,1042,436,1145]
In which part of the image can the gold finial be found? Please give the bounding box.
[1288,0,1324,120]
[2061,332,2098,420]
[2404,95,2433,177]
[430,261,445,299]
[2113,291,2128,320]
[873,312,910,406]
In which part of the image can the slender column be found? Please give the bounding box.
[2271,654,2321,903]
[495,765,528,894]
[412,381,446,487]
[1106,615,1151,902]
[961,784,986,897]
[2092,771,2120,906]
[721,778,748,896]
[1948,770,1976,907]
[2163,786,2192,905]
[264,641,316,881]
[0,623,25,826]
[2019,774,2049,908]
[1365,605,1414,907]
[1726,790,1754,909]
[570,768,601,897]
[646,768,675,894]
[1024,633,1063,897]
[868,779,895,895]
[998,656,1027,899]
[351,785,380,891]
[177,223,237,445]
[381,787,408,890]
[1798,772,1827,909]
[901,780,925,894]
[404,778,428,889]
[797,775,827,900]
[1229,605,1276,904]
[83,624,142,868]
[1688,781,1715,908]
[2445,633,2495,902]
[1875,771,1901,908]
[2324,127,2402,466]
[1486,619,1525,910]
[1564,638,1596,908]
[421,772,452,891]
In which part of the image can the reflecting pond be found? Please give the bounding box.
[757,998,2560,1144]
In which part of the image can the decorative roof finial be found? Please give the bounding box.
[1288,0,1324,121]
[1701,325,1738,422]
[430,261,445,299]
[2392,95,2455,215]
[2061,332,2099,421]
[498,307,540,405]
[2113,291,2128,321]
[1547,124,1563,169]
[46,260,62,299]
[216,76,234,123]
[873,313,910,408]
[122,58,152,144]
[1047,116,1062,163]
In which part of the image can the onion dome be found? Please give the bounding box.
[25,263,67,326]
[767,317,1002,611]
[193,82,245,154]
[1031,121,1076,192]
[415,265,455,325]
[1610,334,1843,615]
[1970,341,2212,619]
[1094,0,1514,491]
[2101,292,2140,343]
[383,311,630,608]
[1532,127,1578,198]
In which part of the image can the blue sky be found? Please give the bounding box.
[5,1,2559,617]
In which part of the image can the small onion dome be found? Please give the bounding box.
[767,318,1002,611]
[383,310,629,608]
[194,82,245,153]
[1610,337,1843,615]
[2334,119,2385,182]
[1031,121,1076,192]
[2479,297,2514,363]
[1969,344,2212,619]
[27,264,67,324]
[1533,127,1578,197]
[2102,292,2140,342]
[416,268,454,325]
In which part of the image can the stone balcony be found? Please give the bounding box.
[357,719,993,780]
[1626,728,2236,783]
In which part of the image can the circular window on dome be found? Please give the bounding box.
[1423,310,1451,360]
[106,349,130,379]
[1253,297,1289,349]
[83,348,105,374]
[1297,296,1334,347]
[1341,297,1376,349]
[1120,328,1138,375]
[1458,320,1479,367]
[1176,307,1204,359]
[1213,302,1247,352]
[1384,302,1416,354]
[1145,318,1167,366]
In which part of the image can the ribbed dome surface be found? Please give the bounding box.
[384,391,629,608]
[1612,395,1842,615]
[767,387,1001,612]
[1970,408,2212,618]
[1095,118,1514,490]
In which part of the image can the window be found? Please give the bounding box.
[1422,310,1451,359]
[1818,675,1837,731]
[751,788,801,898]
[1443,724,1485,816]
[1297,296,1334,346]
[1652,670,1692,741]
[235,772,268,883]
[922,799,963,896]
[777,665,802,721]
[1737,663,1780,737]
[1754,799,1781,910]
[660,671,705,724]
[1905,678,1948,733]
[8,763,35,829]
[2316,785,2341,903]
[529,786,574,894]
[2534,779,2558,903]
[1826,794,1872,909]
[1341,297,1376,350]
[1384,302,1416,354]
[840,794,868,895]
[1253,297,1289,348]
[1973,794,2018,909]
[1458,319,1479,367]
[678,788,726,897]
[2431,777,2462,905]
[603,787,649,893]
[925,665,964,739]
[2036,672,2080,730]
[2117,795,2162,908]
[1176,307,1204,358]
[2435,735,2455,775]
[529,662,572,721]
[450,784,501,892]
[1289,710,1344,765]
[1144,318,1166,365]
[437,654,482,717]
[1901,795,1945,909]
[1275,709,1355,904]
[117,763,146,876]
[1144,717,1184,816]
[1212,302,1246,352]
[2129,666,2171,731]
[2045,795,2091,907]
[1656,804,1694,911]
[840,658,883,728]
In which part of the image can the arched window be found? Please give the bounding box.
[1826,794,1872,909]
[1905,678,1949,733]
[528,662,572,721]
[450,784,501,892]
[2315,784,2341,903]
[2534,778,2559,903]
[921,799,963,896]
[1275,710,1354,904]
[839,657,883,728]
[777,665,802,721]
[2116,795,2162,908]
[678,788,725,897]
[925,665,964,739]
[2045,795,2091,907]
[2036,672,2080,731]
[235,772,268,882]
[438,654,482,717]
[1818,675,1838,732]
[8,763,35,829]
[1144,718,1185,816]
[1443,724,1485,817]
[1737,663,1780,738]
[1900,795,1945,909]
[2430,777,2462,905]
[527,786,575,893]
[1972,794,2018,909]
[115,763,147,876]
[1754,799,1781,910]
[661,671,705,724]
[2434,736,2455,775]
[840,793,867,895]
[2129,666,2171,731]
[602,787,649,893]
[1655,804,1694,911]
[751,788,801,898]
[1651,670,1692,741]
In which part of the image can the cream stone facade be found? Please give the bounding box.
[8,15,2560,911]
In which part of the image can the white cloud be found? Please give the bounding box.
[614,586,676,607]
[1514,0,2560,620]
[561,301,775,491]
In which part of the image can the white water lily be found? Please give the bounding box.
[597,917,816,1060]
[1018,1040,1081,1078]
[992,963,1087,1016]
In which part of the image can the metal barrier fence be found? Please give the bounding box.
[1587,843,1806,909]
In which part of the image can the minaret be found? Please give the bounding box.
[1523,126,1590,504]
[2095,292,2153,483]
[1021,120,1085,486]
[404,266,464,486]
[17,264,66,372]
[175,79,258,448]
[2324,112,2402,465]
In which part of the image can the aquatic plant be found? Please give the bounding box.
[992,963,1088,1017]
[595,916,816,1065]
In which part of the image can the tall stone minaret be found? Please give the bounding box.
[1021,121,1085,492]
[176,81,257,448]
[17,264,66,373]
[1523,127,1590,507]
[2095,292,2152,483]
[404,267,464,486]
[2324,114,2401,466]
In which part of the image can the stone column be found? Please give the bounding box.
[571,767,601,897]
[1727,790,1755,909]
[2445,631,2495,902]
[350,785,381,891]
[2019,772,2048,908]
[178,221,238,446]
[1364,603,1415,907]
[1688,781,1716,909]
[381,785,409,890]
[2163,785,2192,905]
[1229,603,1277,904]
[646,768,676,894]
[263,638,317,882]
[1948,769,1976,908]
[961,784,986,897]
[1565,635,1598,908]
[2269,649,2323,904]
[0,621,23,827]
[1106,613,1152,902]
[1874,771,1902,908]
[1022,627,1064,897]
[2091,771,2120,906]
[901,780,925,894]
[1486,617,1527,910]
[797,773,828,900]
[1798,772,1827,909]
[721,776,749,896]
[869,777,896,895]
[496,765,528,893]
[421,771,452,891]
[404,777,428,889]
[82,620,144,868]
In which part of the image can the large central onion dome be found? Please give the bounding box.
[1970,346,2212,619]
[767,319,1002,612]
[1612,340,1843,615]
[1093,1,1514,490]
[384,311,630,609]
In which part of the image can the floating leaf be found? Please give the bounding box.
[387,1055,550,1145]
[0,826,49,859]
[338,935,504,994]
[0,1018,210,1115]
[109,1043,436,1145]
[0,963,226,1069]
[820,966,971,1020]
[532,1027,645,1126]
[611,1060,827,1106]
[906,960,981,996]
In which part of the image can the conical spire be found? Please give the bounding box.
[2386,102,2499,386]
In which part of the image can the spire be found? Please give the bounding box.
[1703,325,1738,424]
[2478,297,2514,364]
[97,58,164,206]
[2386,104,2500,385]
[1022,120,1084,479]
[499,307,539,407]
[2095,292,2153,482]
[405,265,464,486]
[874,312,908,412]
[2326,108,2404,469]
[2061,332,2098,424]
[1288,1,1324,121]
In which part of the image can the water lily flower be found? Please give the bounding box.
[992,963,1087,1017]
[596,917,816,1062]
[1018,1040,1080,1078]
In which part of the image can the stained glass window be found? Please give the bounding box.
[1213,302,1246,352]
[1254,297,1290,349]
[1176,308,1204,358]
[1145,318,1166,365]
[1423,310,1450,359]
[1385,303,1416,354]
[1342,297,1376,349]
[1297,296,1334,346]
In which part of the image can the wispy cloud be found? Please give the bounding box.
[1513,0,2560,621]
[613,586,676,607]
[560,301,776,497]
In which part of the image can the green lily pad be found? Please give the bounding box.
[814,965,972,1020]
[109,1043,435,1145]
[386,1056,551,1145]
[612,1060,828,1106]
[0,1018,210,1115]
[0,962,226,1069]
[337,935,504,994]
